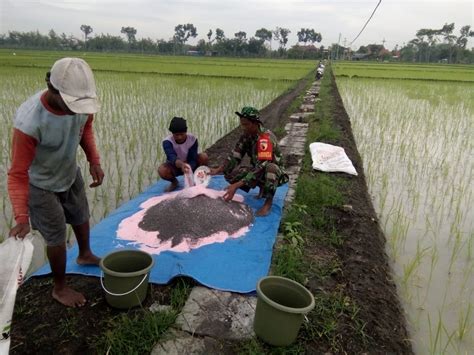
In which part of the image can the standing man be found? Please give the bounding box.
[8,57,104,307]
[210,107,288,216]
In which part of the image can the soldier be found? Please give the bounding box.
[210,106,288,216]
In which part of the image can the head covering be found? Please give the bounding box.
[49,57,99,114]
[169,116,188,133]
[235,106,262,123]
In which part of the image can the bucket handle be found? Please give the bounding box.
[100,272,148,297]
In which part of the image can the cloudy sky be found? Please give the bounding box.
[1,0,472,50]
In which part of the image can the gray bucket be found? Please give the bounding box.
[254,276,315,346]
[99,249,154,309]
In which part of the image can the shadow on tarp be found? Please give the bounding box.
[33,175,288,293]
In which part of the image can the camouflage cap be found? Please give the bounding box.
[235,106,261,122]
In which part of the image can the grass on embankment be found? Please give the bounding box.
[238,69,371,353]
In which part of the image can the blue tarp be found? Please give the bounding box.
[33,175,288,293]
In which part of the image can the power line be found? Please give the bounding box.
[350,0,382,46]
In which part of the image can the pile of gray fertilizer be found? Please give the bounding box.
[138,194,254,247]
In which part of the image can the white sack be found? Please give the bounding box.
[309,142,357,176]
[0,236,34,355]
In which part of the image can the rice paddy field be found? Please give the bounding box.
[334,62,474,354]
[0,49,314,241]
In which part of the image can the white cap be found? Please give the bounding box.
[49,57,100,114]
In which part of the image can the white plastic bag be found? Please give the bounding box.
[183,163,195,189]
[309,142,357,176]
[0,236,34,355]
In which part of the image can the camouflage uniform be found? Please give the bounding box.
[223,127,289,199]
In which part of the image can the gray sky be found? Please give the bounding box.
[1,0,473,50]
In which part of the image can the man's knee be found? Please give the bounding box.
[265,163,279,182]
[197,152,209,167]
[265,163,279,174]
[158,163,174,179]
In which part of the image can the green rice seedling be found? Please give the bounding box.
[333,62,474,82]
[467,232,473,261]
[401,243,430,291]
[0,49,315,81]
[427,311,444,355]
[426,302,458,354]
[457,302,472,341]
[426,245,439,287]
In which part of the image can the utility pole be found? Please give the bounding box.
[343,37,347,60]
[335,33,341,60]
[382,38,386,48]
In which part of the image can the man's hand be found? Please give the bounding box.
[223,182,242,202]
[9,223,30,239]
[89,164,105,187]
[223,186,236,202]
[181,163,191,174]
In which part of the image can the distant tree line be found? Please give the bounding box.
[0,24,324,59]
[1,22,472,63]
[351,23,474,63]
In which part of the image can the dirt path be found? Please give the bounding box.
[205,78,309,165]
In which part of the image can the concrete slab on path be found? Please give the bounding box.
[299,104,314,112]
[175,286,257,340]
[290,112,314,121]
[151,329,222,355]
[284,122,309,135]
[306,88,319,96]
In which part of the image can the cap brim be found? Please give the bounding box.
[60,92,100,114]
[235,111,262,122]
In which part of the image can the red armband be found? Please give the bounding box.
[257,133,273,161]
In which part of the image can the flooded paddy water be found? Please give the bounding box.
[336,66,473,354]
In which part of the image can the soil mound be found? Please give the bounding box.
[139,194,254,246]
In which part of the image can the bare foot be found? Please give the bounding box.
[165,179,178,192]
[52,286,86,307]
[77,251,100,265]
[256,200,273,216]
[256,206,271,216]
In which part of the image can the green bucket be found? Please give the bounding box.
[99,249,154,309]
[254,276,315,346]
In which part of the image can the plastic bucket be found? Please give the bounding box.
[254,276,315,346]
[99,249,154,309]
